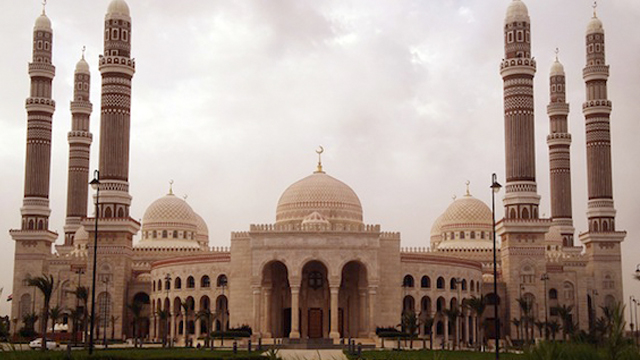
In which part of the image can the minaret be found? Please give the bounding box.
[496,0,551,341]
[63,50,93,247]
[546,52,575,247]
[9,6,58,333]
[579,6,625,309]
[500,0,541,220]
[82,0,140,340]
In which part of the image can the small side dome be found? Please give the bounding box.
[194,213,209,248]
[505,0,530,25]
[587,16,604,35]
[75,57,90,74]
[139,192,199,246]
[74,226,89,246]
[550,59,565,77]
[429,214,444,248]
[34,13,52,31]
[545,226,563,243]
[107,0,130,17]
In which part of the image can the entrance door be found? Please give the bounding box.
[283,308,292,337]
[308,308,323,338]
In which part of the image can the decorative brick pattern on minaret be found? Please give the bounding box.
[546,56,574,246]
[582,14,616,233]
[97,2,135,218]
[500,0,541,220]
[63,54,93,246]
[20,10,56,231]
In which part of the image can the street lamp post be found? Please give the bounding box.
[633,297,638,346]
[88,170,100,355]
[635,301,639,346]
[103,277,109,348]
[490,173,501,360]
[165,274,171,348]
[541,274,549,339]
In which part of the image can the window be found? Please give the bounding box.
[201,275,210,288]
[165,279,171,290]
[157,280,162,291]
[308,271,323,290]
[520,265,535,284]
[470,232,475,239]
[112,28,119,40]
[175,277,182,289]
[603,274,614,289]
[563,282,574,301]
[517,30,523,41]
[461,279,467,291]
[98,292,111,328]
[403,275,415,288]
[187,276,195,288]
[470,280,475,292]
[162,230,168,238]
[122,29,128,41]
[436,277,445,289]
[486,293,500,305]
[153,231,157,238]
[460,231,465,239]
[549,288,558,300]
[480,232,485,239]
[507,32,514,43]
[421,276,431,288]
[217,274,228,287]
[450,278,457,290]
[173,230,178,238]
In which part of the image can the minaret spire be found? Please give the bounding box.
[62,49,93,247]
[500,0,541,220]
[546,52,574,246]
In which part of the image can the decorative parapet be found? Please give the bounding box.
[400,247,431,253]
[246,223,381,233]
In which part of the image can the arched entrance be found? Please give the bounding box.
[132,292,150,340]
[261,261,291,338]
[301,260,330,339]
[339,261,368,338]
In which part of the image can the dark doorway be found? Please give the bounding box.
[283,308,292,337]
[308,308,323,338]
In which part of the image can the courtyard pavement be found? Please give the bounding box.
[277,349,348,360]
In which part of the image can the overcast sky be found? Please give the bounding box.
[0,0,639,317]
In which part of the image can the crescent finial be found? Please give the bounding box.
[465,180,471,196]
[169,180,174,195]
[315,146,324,173]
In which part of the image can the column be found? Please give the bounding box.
[289,285,301,339]
[252,286,261,337]
[329,285,340,339]
[444,318,449,347]
[263,287,272,338]
[195,318,201,344]
[358,288,368,337]
[150,315,156,340]
[463,315,469,345]
[368,286,377,338]
[170,314,176,345]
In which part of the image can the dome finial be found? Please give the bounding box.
[41,0,47,15]
[592,1,597,17]
[555,47,559,61]
[81,45,86,60]
[169,180,174,195]
[465,180,471,196]
[452,194,457,201]
[315,146,324,173]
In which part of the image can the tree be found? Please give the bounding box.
[110,315,119,341]
[26,274,56,351]
[511,318,521,340]
[48,305,63,335]
[466,295,486,351]
[70,285,89,347]
[516,297,534,343]
[401,309,420,349]
[156,309,170,348]
[421,315,435,350]
[180,301,191,347]
[127,300,144,348]
[69,308,84,346]
[196,308,214,348]
[546,320,560,341]
[20,313,38,339]
[443,307,461,350]
[534,321,545,339]
[552,304,574,341]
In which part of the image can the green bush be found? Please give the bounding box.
[377,331,410,338]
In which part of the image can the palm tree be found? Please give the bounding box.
[110,315,119,341]
[466,295,486,351]
[516,297,533,343]
[196,308,214,348]
[401,309,420,349]
[534,321,545,339]
[127,300,144,348]
[156,309,170,348]
[21,313,39,338]
[180,301,191,347]
[26,274,56,351]
[546,320,560,341]
[511,318,521,340]
[48,305,63,335]
[69,308,84,346]
[443,307,461,350]
[70,285,89,346]
[422,316,435,350]
[552,304,574,341]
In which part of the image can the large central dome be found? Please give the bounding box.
[276,171,363,226]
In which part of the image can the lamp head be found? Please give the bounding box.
[90,170,100,190]
[490,173,502,194]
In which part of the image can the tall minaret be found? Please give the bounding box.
[546,53,574,247]
[496,0,550,341]
[97,0,135,218]
[83,0,140,340]
[500,0,541,220]
[63,51,93,247]
[9,6,58,332]
[579,6,625,307]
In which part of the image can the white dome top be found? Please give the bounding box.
[107,0,130,17]
[550,59,565,77]
[195,213,209,236]
[276,171,363,226]
[587,16,604,34]
[69,226,89,258]
[34,13,52,31]
[75,57,90,74]
[505,0,530,25]
[545,225,563,243]
[440,193,492,231]
[143,193,197,227]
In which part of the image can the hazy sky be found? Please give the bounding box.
[0,0,639,317]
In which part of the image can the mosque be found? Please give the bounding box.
[9,0,625,347]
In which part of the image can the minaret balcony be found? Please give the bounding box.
[67,131,93,144]
[500,58,536,77]
[70,100,93,114]
[582,100,612,115]
[546,133,572,146]
[28,62,55,78]
[99,55,135,76]
[25,97,55,112]
[546,103,569,116]
[582,65,609,81]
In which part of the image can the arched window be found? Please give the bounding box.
[162,230,168,238]
[522,207,529,219]
[470,280,475,292]
[421,296,432,316]
[549,288,558,300]
[187,276,195,288]
[403,275,415,288]
[436,277,445,289]
[217,274,228,287]
[98,292,111,328]
[157,280,162,291]
[460,231,465,239]
[603,274,614,289]
[117,208,124,218]
[105,207,112,218]
[436,297,446,312]
[520,264,535,284]
[510,208,516,219]
[201,275,210,288]
[436,321,444,335]
[470,232,475,239]
[153,231,157,238]
[421,276,431,288]
[165,278,171,291]
[173,230,178,238]
[153,281,156,292]
[563,282,575,301]
[450,278,457,290]
[461,279,467,291]
[403,296,415,313]
[175,277,182,289]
